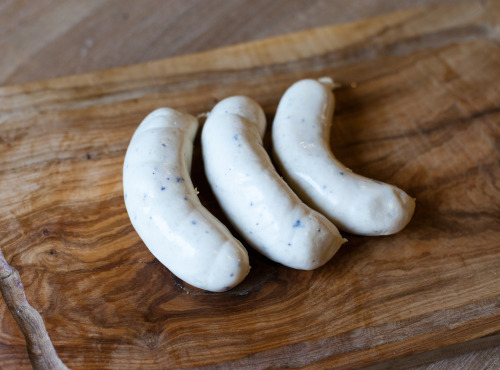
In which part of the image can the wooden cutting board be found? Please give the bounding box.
[1,2,499,368]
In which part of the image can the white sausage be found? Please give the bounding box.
[272,78,415,236]
[123,108,250,292]
[202,96,345,270]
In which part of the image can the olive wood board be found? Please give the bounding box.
[1,1,499,368]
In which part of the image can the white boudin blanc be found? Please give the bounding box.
[202,96,346,270]
[272,78,415,236]
[123,79,415,292]
[123,108,250,292]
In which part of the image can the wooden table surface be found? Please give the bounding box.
[1,1,499,369]
[0,0,473,87]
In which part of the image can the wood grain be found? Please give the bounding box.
[1,1,500,368]
[0,0,470,87]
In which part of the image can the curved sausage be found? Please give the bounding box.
[202,96,345,270]
[123,108,250,292]
[272,78,415,235]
